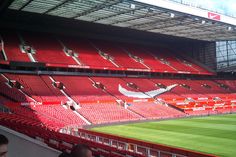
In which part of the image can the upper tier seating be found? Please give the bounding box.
[60,38,116,67]
[0,32,30,62]
[147,47,211,74]
[123,44,176,72]
[0,32,212,75]
[93,40,147,69]
[21,33,77,64]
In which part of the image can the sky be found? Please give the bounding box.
[170,0,236,17]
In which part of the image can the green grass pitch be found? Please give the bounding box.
[91,114,236,157]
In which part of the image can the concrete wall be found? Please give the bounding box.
[0,126,61,157]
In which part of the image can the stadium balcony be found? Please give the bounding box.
[1,0,236,155]
[123,45,177,73]
[0,31,214,75]
[0,32,30,62]
[20,33,78,64]
[147,47,212,74]
[93,40,148,69]
[60,38,116,68]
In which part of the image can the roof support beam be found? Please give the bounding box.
[19,0,34,11]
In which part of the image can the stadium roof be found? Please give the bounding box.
[4,0,236,41]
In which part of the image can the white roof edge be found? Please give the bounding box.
[134,0,236,26]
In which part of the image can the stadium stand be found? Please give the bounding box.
[1,0,236,156]
[122,44,176,72]
[20,32,77,64]
[78,103,141,124]
[29,103,87,127]
[0,40,230,157]
[1,73,235,120]
[128,102,185,119]
[0,32,214,75]
[5,74,62,102]
[4,103,65,130]
[0,32,30,62]
[93,40,148,69]
[53,75,114,102]
[60,38,116,67]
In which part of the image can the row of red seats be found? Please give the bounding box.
[53,76,114,102]
[30,104,87,127]
[0,32,212,75]
[128,102,186,119]
[78,103,141,124]
[0,112,145,157]
[1,73,236,121]
[4,103,65,130]
[1,74,235,102]
[0,74,30,102]
[0,111,217,157]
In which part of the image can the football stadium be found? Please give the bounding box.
[0,0,236,157]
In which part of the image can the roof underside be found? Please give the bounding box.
[8,0,236,41]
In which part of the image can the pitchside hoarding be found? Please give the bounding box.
[134,0,236,26]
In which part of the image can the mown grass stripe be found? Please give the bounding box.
[153,120,236,131]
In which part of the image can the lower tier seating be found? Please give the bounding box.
[29,104,87,127]
[78,103,141,124]
[0,73,236,127]
[0,112,146,157]
[128,102,186,119]
[4,103,65,130]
